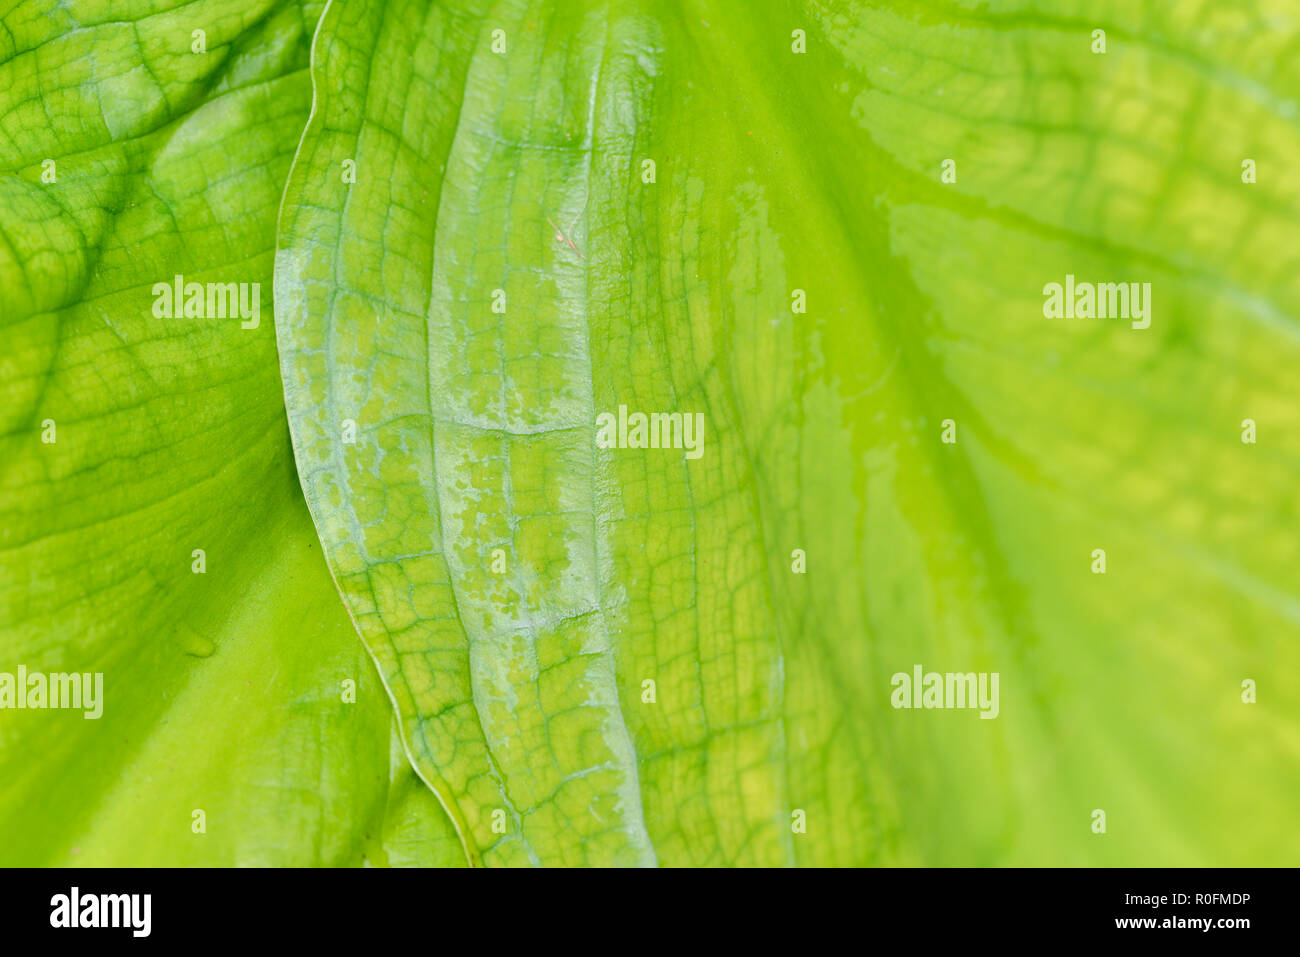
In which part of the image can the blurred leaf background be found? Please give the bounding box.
[2,0,1298,865]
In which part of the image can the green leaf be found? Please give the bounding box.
[277,0,1300,866]
[0,0,462,866]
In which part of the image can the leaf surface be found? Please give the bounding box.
[0,0,462,866]
[276,0,1300,866]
